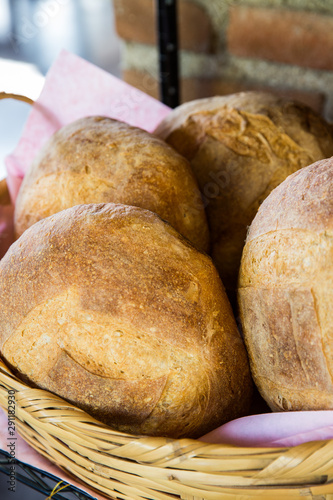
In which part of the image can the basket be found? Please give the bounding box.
[0,349,332,500]
[0,180,333,499]
[1,95,333,500]
[0,178,10,206]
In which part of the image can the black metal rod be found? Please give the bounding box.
[157,0,180,108]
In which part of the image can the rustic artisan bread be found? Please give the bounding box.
[238,157,333,412]
[0,203,252,438]
[154,92,333,299]
[14,116,209,253]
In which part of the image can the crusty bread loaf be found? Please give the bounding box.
[238,157,333,412]
[14,116,209,253]
[1,203,252,438]
[154,92,333,299]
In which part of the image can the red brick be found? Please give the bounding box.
[114,0,214,53]
[123,69,214,103]
[227,6,333,71]
[122,69,159,99]
[122,69,325,114]
[210,80,325,115]
[123,68,213,103]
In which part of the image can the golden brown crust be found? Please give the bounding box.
[155,92,333,295]
[1,203,252,438]
[238,158,333,412]
[14,116,209,253]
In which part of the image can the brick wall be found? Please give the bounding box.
[113,0,333,120]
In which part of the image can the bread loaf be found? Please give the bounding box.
[1,203,252,438]
[14,116,209,253]
[238,157,333,412]
[155,92,333,299]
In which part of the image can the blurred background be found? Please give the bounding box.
[0,0,122,180]
[0,0,121,76]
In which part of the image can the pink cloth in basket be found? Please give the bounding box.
[4,49,171,202]
[200,411,333,447]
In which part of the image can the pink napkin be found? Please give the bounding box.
[200,411,333,447]
[1,50,333,455]
[4,49,171,202]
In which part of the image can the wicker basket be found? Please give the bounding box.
[1,85,333,497]
[0,181,333,499]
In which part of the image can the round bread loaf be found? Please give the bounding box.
[154,92,333,299]
[0,203,252,438]
[14,116,209,253]
[238,157,333,412]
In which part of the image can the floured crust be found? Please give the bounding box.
[14,116,209,253]
[238,158,333,412]
[1,203,252,438]
[154,92,333,295]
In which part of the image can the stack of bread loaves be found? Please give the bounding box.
[0,115,253,439]
[2,90,333,440]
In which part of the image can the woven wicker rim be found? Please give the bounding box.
[0,94,333,499]
[0,91,34,106]
[0,92,34,205]
[0,179,10,205]
[0,355,333,499]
